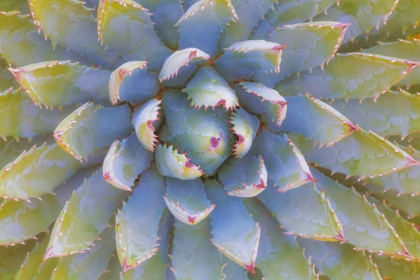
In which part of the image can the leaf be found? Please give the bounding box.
[155,144,203,180]
[183,66,238,110]
[312,168,408,257]
[109,61,158,105]
[45,168,128,259]
[218,155,268,198]
[171,218,224,280]
[222,256,249,280]
[205,180,260,274]
[231,108,260,159]
[177,0,238,58]
[249,131,314,192]
[15,235,58,280]
[159,48,209,82]
[99,252,122,280]
[244,198,317,280]
[290,129,417,180]
[10,61,111,108]
[115,165,167,271]
[0,0,30,13]
[372,255,420,279]
[0,144,81,200]
[164,177,214,225]
[0,59,17,92]
[52,226,116,280]
[275,53,419,100]
[121,208,174,280]
[297,238,382,280]
[103,133,154,191]
[54,103,132,161]
[235,82,287,131]
[97,0,171,71]
[215,40,285,82]
[280,94,357,146]
[0,239,38,278]
[28,0,122,68]
[217,0,277,50]
[259,182,344,241]
[331,90,420,138]
[132,99,162,152]
[252,21,350,87]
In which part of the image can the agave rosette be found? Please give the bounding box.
[1,0,420,279]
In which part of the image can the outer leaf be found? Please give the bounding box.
[0,239,37,278]
[0,0,30,13]
[132,99,162,151]
[372,255,420,279]
[0,144,81,200]
[218,155,268,198]
[0,58,17,92]
[298,238,382,280]
[54,103,132,161]
[252,21,349,87]
[231,108,260,159]
[109,61,158,105]
[290,130,417,180]
[116,165,167,271]
[222,256,249,280]
[159,48,209,82]
[0,89,76,139]
[15,235,58,280]
[215,40,285,82]
[244,198,317,280]
[236,82,287,130]
[97,0,171,71]
[165,177,215,225]
[312,168,408,257]
[259,182,344,241]
[331,90,420,138]
[183,66,238,110]
[249,131,314,192]
[45,168,128,259]
[10,61,110,107]
[275,53,419,100]
[155,144,203,180]
[205,180,260,274]
[280,94,357,146]
[52,226,115,280]
[99,253,122,280]
[103,133,154,191]
[177,0,238,57]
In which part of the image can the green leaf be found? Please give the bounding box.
[54,103,132,161]
[249,131,314,192]
[99,252,122,280]
[372,255,420,279]
[252,21,350,87]
[183,66,238,110]
[97,0,171,71]
[115,165,167,271]
[10,61,111,108]
[205,180,260,274]
[45,168,128,259]
[164,177,214,225]
[177,0,238,57]
[155,144,203,180]
[0,0,30,13]
[331,90,420,138]
[231,108,260,159]
[297,238,382,280]
[171,217,224,280]
[312,168,408,257]
[0,59,17,92]
[218,155,267,197]
[52,226,116,280]
[281,94,357,146]
[103,133,154,191]
[236,82,287,131]
[215,40,285,82]
[132,99,162,152]
[259,182,343,241]
[275,53,419,100]
[159,48,209,82]
[244,198,317,280]
[15,235,58,280]
[0,239,38,278]
[290,129,417,180]
[0,144,81,200]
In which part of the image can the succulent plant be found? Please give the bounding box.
[1,0,420,279]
